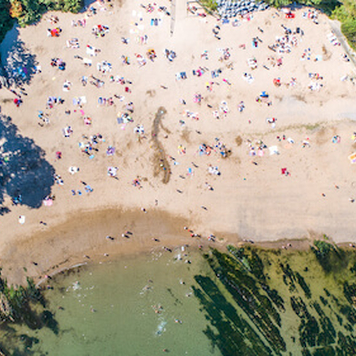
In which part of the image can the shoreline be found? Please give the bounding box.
[1,205,324,287]
[1,203,314,286]
[30,213,351,289]
[3,200,354,287]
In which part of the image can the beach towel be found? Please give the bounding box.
[348,152,356,164]
[86,45,96,56]
[269,146,279,155]
[83,58,92,66]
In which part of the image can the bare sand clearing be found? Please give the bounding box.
[1,0,356,284]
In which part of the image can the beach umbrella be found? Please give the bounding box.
[260,91,268,98]
[108,167,118,176]
[68,166,79,174]
[106,146,115,156]
[43,199,53,207]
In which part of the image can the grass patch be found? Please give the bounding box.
[199,0,218,12]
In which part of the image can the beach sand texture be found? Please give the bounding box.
[1,0,356,284]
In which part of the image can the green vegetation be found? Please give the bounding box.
[332,1,356,50]
[264,0,340,15]
[194,243,356,355]
[0,0,14,46]
[200,0,356,51]
[0,270,58,355]
[340,19,356,50]
[0,0,83,45]
[200,0,218,12]
[311,238,349,273]
[200,0,339,15]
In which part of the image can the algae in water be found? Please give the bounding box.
[194,243,356,355]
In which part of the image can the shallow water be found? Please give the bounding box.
[3,242,356,355]
[10,247,221,356]
[196,245,356,355]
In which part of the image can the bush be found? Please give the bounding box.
[200,0,218,12]
[313,240,333,258]
[16,0,42,26]
[1,0,84,32]
[40,0,83,13]
[341,19,356,50]
[264,0,293,7]
[332,4,352,22]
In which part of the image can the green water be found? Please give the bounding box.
[3,241,356,355]
[6,248,221,356]
[195,244,356,355]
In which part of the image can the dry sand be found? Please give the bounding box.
[1,0,356,284]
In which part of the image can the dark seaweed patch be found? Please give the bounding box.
[0,273,59,354]
[194,244,356,355]
[295,272,312,299]
[193,276,273,356]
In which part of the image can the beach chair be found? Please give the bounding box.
[83,58,92,66]
[269,146,279,155]
[243,73,254,84]
[348,152,356,164]
[86,45,96,56]
[247,58,257,70]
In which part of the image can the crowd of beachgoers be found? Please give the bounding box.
[0,0,356,284]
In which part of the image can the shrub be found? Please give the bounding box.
[341,18,356,50]
[200,0,218,12]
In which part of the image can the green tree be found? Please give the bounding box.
[343,0,356,19]
[200,0,218,12]
[16,0,41,26]
[341,18,356,49]
[0,0,14,45]
[60,0,83,13]
[264,0,293,7]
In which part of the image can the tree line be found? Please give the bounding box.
[0,0,83,45]
[199,0,356,50]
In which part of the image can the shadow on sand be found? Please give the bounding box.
[0,114,55,212]
[82,0,97,11]
[0,25,38,87]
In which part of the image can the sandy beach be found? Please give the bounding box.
[1,0,356,284]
